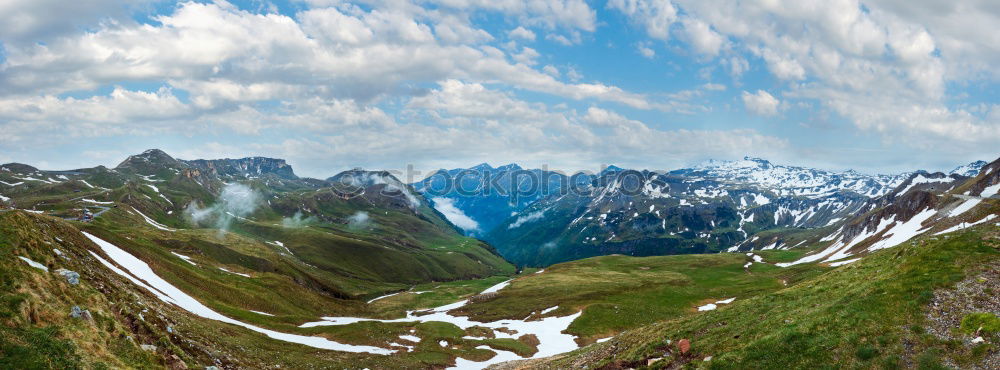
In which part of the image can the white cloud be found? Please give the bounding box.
[513,47,541,65]
[701,83,726,91]
[0,2,668,111]
[679,18,724,57]
[607,0,678,40]
[431,197,479,231]
[742,90,780,116]
[612,0,1000,149]
[637,44,655,58]
[509,26,536,41]
[0,0,153,45]
[428,0,596,32]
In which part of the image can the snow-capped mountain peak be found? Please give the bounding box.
[949,160,988,177]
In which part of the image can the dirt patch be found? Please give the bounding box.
[923,260,1000,369]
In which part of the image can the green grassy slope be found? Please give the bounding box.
[507,224,1000,369]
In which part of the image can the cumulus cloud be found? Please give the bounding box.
[508,26,536,41]
[609,0,1000,148]
[0,1,651,109]
[0,0,996,175]
[679,18,725,57]
[607,0,678,40]
[637,44,655,58]
[742,90,781,116]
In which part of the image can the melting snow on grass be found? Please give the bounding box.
[981,183,1000,198]
[250,310,274,316]
[219,267,250,278]
[778,208,936,267]
[949,199,982,217]
[828,258,861,267]
[132,207,176,232]
[934,214,999,235]
[18,256,48,271]
[697,298,736,311]
[452,346,522,369]
[300,278,582,369]
[170,252,196,265]
[366,292,401,304]
[82,232,392,354]
[399,334,421,342]
[863,208,938,252]
[81,199,113,205]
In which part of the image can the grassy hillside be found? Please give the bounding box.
[502,224,1000,369]
[450,250,825,344]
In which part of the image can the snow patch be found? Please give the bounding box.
[132,207,176,232]
[82,232,392,354]
[18,256,48,271]
[170,252,196,265]
[828,258,861,267]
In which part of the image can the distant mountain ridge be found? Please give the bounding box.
[412,157,990,266]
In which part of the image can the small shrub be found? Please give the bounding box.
[960,313,1000,336]
[855,344,878,361]
[880,355,900,369]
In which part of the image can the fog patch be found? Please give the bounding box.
[337,172,421,209]
[431,197,479,232]
[347,211,372,229]
[282,211,315,228]
[184,183,261,233]
[508,208,548,229]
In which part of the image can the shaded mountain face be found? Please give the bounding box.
[411,163,590,235]
[484,165,882,266]
[437,157,920,267]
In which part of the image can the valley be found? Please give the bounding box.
[0,150,998,369]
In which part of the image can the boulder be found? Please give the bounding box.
[56,269,80,285]
[70,306,92,320]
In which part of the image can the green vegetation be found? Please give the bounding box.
[527,225,1000,369]
[451,250,826,343]
[961,313,1000,337]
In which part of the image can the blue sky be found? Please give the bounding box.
[0,0,997,178]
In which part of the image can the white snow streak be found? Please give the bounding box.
[82,232,392,354]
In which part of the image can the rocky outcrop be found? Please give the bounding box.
[183,157,298,180]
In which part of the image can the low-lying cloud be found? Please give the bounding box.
[431,197,480,232]
[184,183,261,232]
[347,211,372,229]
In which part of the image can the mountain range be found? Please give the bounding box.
[416,156,987,266]
[1,149,997,369]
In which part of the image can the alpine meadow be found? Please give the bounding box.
[0,1,998,369]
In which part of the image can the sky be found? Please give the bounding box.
[0,0,998,178]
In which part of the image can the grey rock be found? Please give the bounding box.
[55,268,80,285]
[140,344,157,352]
[70,306,92,320]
